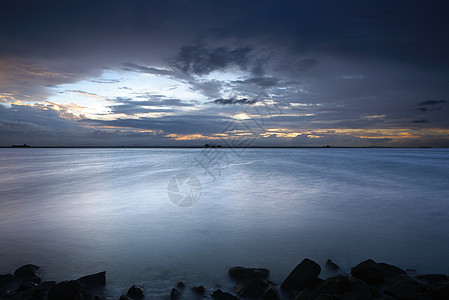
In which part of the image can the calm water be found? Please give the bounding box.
[0,148,448,298]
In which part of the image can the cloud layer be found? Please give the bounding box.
[1,0,449,146]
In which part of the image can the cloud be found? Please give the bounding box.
[412,119,429,123]
[233,77,279,88]
[122,63,175,76]
[417,100,447,106]
[214,97,258,105]
[172,44,252,75]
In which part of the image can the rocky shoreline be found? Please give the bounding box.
[1,258,448,300]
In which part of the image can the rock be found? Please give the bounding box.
[293,288,314,300]
[14,264,41,283]
[191,285,206,294]
[326,259,340,271]
[228,266,270,281]
[281,258,321,291]
[347,279,373,300]
[350,259,383,284]
[234,278,270,298]
[119,294,132,300]
[127,285,144,299]
[384,278,427,300]
[407,269,417,276]
[211,289,239,300]
[1,274,14,288]
[47,280,87,300]
[315,294,333,300]
[77,272,106,289]
[13,281,41,299]
[416,274,448,284]
[311,274,351,298]
[170,287,181,300]
[378,263,406,283]
[334,291,364,300]
[176,281,185,289]
[261,285,280,299]
[427,279,449,300]
[367,285,381,299]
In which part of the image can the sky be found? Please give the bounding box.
[0,0,448,147]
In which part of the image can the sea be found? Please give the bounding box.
[0,148,448,299]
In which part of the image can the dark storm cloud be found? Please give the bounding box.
[214,97,257,105]
[233,77,279,88]
[172,45,252,75]
[412,119,429,124]
[417,100,447,106]
[415,107,428,112]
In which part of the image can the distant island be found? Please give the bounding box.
[11,144,31,148]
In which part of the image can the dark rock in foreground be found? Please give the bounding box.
[228,266,270,281]
[0,274,14,288]
[261,284,280,299]
[47,280,87,300]
[77,271,106,289]
[14,264,41,283]
[191,285,206,294]
[176,281,185,289]
[281,258,321,291]
[384,278,429,300]
[326,259,340,271]
[127,284,144,299]
[170,287,181,300]
[234,278,271,298]
[378,262,406,283]
[350,259,383,283]
[211,289,239,300]
[427,279,449,300]
[416,274,448,284]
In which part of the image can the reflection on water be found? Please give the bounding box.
[0,148,448,298]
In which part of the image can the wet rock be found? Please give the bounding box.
[14,264,41,284]
[211,289,239,300]
[47,280,87,300]
[350,259,383,284]
[378,263,406,283]
[311,274,351,298]
[367,285,381,299]
[228,266,269,281]
[119,294,132,300]
[191,285,206,294]
[261,285,280,300]
[176,281,185,289]
[315,294,333,300]
[416,274,448,284]
[77,272,106,289]
[407,269,417,276]
[170,288,181,300]
[334,291,364,300]
[326,259,340,271]
[36,281,56,292]
[234,278,270,298]
[127,285,144,299]
[347,279,373,300]
[281,258,321,291]
[384,278,427,300]
[1,274,14,288]
[427,279,449,300]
